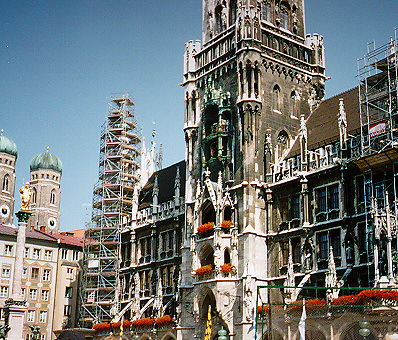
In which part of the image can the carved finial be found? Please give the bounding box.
[264,128,272,154]
[338,98,347,148]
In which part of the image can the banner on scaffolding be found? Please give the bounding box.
[369,121,386,137]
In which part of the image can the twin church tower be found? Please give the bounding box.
[0,132,62,232]
[180,0,325,338]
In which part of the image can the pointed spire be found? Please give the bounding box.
[326,246,338,300]
[196,179,201,200]
[285,252,295,287]
[175,166,181,206]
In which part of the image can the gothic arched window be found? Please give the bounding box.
[2,175,9,192]
[290,90,298,117]
[191,90,197,123]
[224,248,231,264]
[32,188,37,204]
[261,1,271,22]
[276,130,289,160]
[50,189,56,205]
[254,62,260,97]
[215,5,223,34]
[229,0,237,25]
[273,85,281,112]
[280,3,290,29]
[246,61,252,96]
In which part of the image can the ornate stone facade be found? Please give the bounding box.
[180,0,325,339]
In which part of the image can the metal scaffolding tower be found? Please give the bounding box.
[81,94,141,326]
[358,32,398,155]
[356,32,398,287]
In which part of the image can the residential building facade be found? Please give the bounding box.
[0,227,83,340]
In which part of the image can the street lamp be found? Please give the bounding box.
[359,321,371,338]
[218,328,227,340]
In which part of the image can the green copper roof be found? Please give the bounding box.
[0,134,18,158]
[30,151,62,173]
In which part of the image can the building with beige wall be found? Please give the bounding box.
[0,226,83,340]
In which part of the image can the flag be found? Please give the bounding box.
[298,299,306,340]
[204,305,212,340]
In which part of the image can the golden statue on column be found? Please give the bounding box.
[19,183,33,211]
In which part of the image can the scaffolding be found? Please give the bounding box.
[81,94,141,326]
[355,32,398,288]
[358,31,398,155]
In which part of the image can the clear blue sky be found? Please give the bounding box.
[1,0,397,230]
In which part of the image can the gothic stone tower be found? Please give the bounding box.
[0,132,17,226]
[180,0,325,339]
[29,150,62,232]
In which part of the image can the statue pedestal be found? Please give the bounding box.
[4,299,27,340]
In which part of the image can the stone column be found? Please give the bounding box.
[5,210,31,340]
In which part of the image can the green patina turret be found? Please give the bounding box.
[30,149,62,173]
[0,131,18,158]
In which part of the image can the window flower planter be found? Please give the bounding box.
[195,264,213,276]
[220,263,232,273]
[221,220,232,230]
[132,317,155,327]
[111,320,131,329]
[155,315,174,326]
[93,322,111,331]
[197,222,215,234]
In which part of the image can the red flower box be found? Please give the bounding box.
[289,298,327,311]
[132,317,155,327]
[195,264,213,276]
[93,322,111,331]
[220,263,232,273]
[155,315,174,326]
[221,220,232,230]
[111,320,131,328]
[197,222,214,233]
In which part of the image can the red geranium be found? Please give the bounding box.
[197,222,214,233]
[132,317,155,327]
[93,322,111,331]
[111,320,131,328]
[289,298,327,311]
[221,220,232,230]
[155,315,174,326]
[220,263,232,273]
[195,264,213,276]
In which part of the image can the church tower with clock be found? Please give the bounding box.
[29,149,62,232]
[179,0,326,339]
[0,131,18,227]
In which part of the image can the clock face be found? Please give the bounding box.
[0,205,10,218]
[48,217,57,230]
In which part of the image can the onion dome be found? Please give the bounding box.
[0,130,18,158]
[30,149,62,173]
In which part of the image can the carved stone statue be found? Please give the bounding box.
[244,275,254,322]
[0,325,10,340]
[20,182,33,211]
[29,325,41,340]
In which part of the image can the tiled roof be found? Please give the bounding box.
[0,225,57,242]
[139,160,186,209]
[0,225,83,248]
[51,232,84,247]
[289,87,360,156]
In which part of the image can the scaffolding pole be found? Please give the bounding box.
[80,94,141,326]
